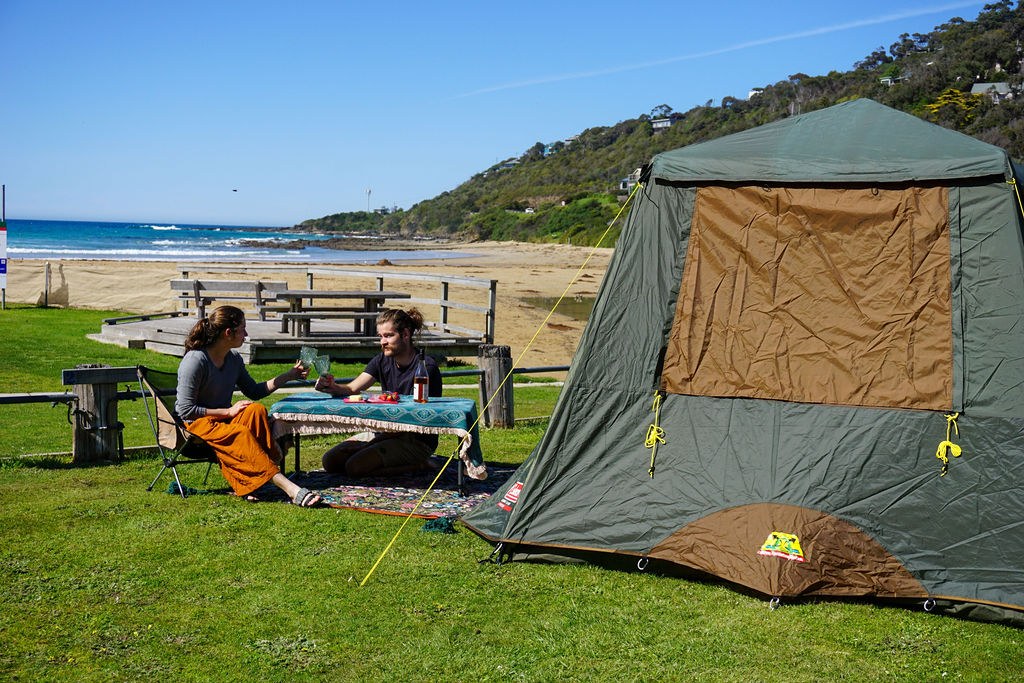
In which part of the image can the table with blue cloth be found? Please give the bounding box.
[269,393,487,480]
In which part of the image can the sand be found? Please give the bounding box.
[3,242,613,368]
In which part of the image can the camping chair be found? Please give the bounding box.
[137,365,218,498]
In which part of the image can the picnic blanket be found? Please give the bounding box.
[232,457,515,519]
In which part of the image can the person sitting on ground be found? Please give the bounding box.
[175,305,321,507]
[314,307,442,477]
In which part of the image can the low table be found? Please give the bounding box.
[269,393,487,481]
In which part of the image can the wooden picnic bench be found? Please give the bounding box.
[271,289,412,337]
[279,311,381,337]
[170,279,289,320]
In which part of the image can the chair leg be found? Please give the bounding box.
[171,467,188,499]
[148,462,171,492]
[202,461,214,487]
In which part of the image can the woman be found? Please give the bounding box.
[315,307,442,476]
[176,305,321,507]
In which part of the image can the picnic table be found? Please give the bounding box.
[270,290,412,337]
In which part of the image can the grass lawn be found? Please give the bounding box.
[2,305,1023,681]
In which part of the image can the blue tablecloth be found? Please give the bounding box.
[269,393,486,479]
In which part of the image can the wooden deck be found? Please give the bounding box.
[89,315,487,363]
[91,265,497,364]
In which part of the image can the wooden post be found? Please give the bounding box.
[486,280,497,343]
[62,365,136,464]
[478,344,514,428]
[440,281,449,332]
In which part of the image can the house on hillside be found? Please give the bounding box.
[970,82,1014,104]
[619,167,642,192]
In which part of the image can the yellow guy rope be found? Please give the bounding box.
[935,412,962,477]
[645,391,665,477]
[359,181,646,586]
[1010,177,1024,220]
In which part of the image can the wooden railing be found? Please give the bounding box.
[2,348,564,462]
[177,264,497,343]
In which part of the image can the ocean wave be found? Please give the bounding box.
[222,237,306,247]
[7,245,472,264]
[147,225,180,231]
[8,246,271,258]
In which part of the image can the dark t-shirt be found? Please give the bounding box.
[363,349,443,449]
[364,350,442,397]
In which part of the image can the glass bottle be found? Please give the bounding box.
[413,350,429,403]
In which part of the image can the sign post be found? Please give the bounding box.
[1,184,6,310]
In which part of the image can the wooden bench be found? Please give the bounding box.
[170,279,289,320]
[280,310,380,336]
[102,311,188,325]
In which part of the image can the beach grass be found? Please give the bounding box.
[2,306,1023,681]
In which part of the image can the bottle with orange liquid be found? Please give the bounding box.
[413,350,429,403]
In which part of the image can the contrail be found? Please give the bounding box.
[458,1,983,97]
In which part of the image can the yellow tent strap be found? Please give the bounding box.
[360,180,646,587]
[1010,177,1024,222]
[935,412,963,477]
[645,391,666,477]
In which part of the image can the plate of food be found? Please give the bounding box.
[345,392,401,404]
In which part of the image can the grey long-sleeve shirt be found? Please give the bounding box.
[175,349,271,422]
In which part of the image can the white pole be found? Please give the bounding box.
[1,184,6,309]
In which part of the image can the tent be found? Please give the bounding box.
[463,99,1024,626]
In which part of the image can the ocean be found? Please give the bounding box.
[2,219,463,263]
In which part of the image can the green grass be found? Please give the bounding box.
[2,305,1023,681]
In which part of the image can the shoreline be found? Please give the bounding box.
[3,241,613,367]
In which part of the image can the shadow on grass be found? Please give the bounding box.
[0,447,164,470]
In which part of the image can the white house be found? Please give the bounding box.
[970,82,1014,104]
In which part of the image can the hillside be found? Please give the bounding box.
[298,1,1023,246]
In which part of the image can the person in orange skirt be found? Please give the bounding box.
[175,305,321,507]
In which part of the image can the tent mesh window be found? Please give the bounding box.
[662,185,953,410]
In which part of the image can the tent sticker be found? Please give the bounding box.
[497,481,524,511]
[758,531,806,563]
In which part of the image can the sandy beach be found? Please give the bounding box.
[4,242,613,368]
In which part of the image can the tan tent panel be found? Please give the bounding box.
[662,185,953,410]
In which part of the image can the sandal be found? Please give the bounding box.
[292,487,322,507]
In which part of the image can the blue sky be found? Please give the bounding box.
[0,1,989,227]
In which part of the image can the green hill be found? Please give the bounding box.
[298,1,1023,246]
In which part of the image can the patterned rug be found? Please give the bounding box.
[242,456,516,519]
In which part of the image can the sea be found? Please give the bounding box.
[1,218,463,263]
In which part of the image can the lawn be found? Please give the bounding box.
[1,305,1022,681]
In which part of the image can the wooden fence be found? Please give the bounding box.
[1,347,567,462]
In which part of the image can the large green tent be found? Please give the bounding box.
[463,99,1024,625]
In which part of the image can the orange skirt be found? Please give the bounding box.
[186,402,280,496]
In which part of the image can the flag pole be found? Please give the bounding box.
[1,184,6,310]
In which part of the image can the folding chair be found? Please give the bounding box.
[137,365,218,498]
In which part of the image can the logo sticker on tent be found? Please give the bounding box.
[497,481,524,511]
[758,531,806,563]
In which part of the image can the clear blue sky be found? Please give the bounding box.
[0,0,989,227]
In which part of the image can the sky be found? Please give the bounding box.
[0,0,991,227]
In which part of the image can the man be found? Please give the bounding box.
[314,307,442,476]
